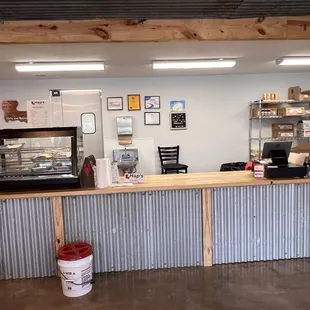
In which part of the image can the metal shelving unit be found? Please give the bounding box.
[249,100,310,160]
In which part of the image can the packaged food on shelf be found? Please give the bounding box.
[272,123,295,138]
[266,94,270,100]
[262,93,279,101]
[297,120,310,137]
[279,107,305,116]
[252,103,278,117]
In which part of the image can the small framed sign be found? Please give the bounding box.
[170,112,187,130]
[145,96,160,109]
[144,112,160,125]
[128,94,141,111]
[107,97,123,111]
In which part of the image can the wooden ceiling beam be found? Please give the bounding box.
[0,16,309,44]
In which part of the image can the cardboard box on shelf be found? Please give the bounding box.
[291,143,310,153]
[272,131,294,138]
[279,107,305,116]
[272,123,294,131]
[272,123,294,138]
[301,90,310,98]
[297,120,310,137]
[288,86,310,101]
[252,103,278,117]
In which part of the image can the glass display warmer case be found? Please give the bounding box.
[0,127,84,191]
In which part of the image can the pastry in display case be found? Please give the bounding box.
[0,127,84,191]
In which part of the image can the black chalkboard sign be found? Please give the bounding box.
[170,112,187,130]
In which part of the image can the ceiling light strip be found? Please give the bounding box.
[15,62,105,72]
[152,59,236,69]
[276,57,310,66]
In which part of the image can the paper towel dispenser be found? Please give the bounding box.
[116,116,133,136]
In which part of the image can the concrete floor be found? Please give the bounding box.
[1,259,310,310]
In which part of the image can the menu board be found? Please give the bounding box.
[27,100,50,127]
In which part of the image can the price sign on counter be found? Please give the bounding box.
[124,173,144,184]
[254,164,265,178]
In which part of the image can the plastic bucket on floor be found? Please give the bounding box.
[57,242,93,298]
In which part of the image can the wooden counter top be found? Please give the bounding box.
[1,171,310,199]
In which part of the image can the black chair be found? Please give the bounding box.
[158,145,188,174]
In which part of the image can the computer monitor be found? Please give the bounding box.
[262,141,292,166]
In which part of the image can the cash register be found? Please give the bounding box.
[262,142,307,179]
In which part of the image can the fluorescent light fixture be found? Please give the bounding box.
[59,89,101,93]
[152,59,236,69]
[276,57,310,66]
[15,62,105,72]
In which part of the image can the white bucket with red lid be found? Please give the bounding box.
[57,242,93,298]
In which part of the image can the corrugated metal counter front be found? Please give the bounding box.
[212,183,310,265]
[0,197,56,279]
[1,171,310,280]
[0,189,203,279]
[63,190,203,273]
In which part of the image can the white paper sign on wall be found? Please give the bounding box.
[26,100,50,128]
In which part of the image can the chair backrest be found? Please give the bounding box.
[158,145,179,165]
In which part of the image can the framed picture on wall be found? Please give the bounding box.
[170,100,185,112]
[107,97,123,111]
[145,96,160,109]
[128,94,141,111]
[144,112,160,125]
[170,112,187,130]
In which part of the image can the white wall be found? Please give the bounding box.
[0,72,309,173]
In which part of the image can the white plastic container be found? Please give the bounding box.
[57,243,93,298]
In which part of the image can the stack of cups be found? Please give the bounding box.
[96,158,112,188]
